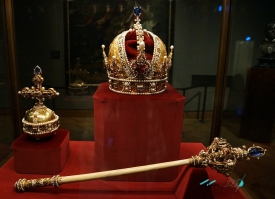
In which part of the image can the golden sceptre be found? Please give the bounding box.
[14,137,266,192]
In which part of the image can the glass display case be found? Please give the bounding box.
[0,0,274,198]
[220,1,275,198]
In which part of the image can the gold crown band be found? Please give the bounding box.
[108,77,167,95]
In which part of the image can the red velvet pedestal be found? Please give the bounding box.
[93,83,185,182]
[12,129,70,174]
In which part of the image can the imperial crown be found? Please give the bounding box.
[102,6,174,95]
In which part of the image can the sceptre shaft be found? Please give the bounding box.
[14,137,266,192]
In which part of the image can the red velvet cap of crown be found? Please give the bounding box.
[125,30,154,61]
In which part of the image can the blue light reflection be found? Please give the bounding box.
[245,36,252,41]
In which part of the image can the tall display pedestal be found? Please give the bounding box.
[93,82,185,182]
[12,129,70,174]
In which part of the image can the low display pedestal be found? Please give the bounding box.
[93,82,185,182]
[12,129,70,174]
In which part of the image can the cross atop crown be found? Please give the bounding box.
[18,65,59,107]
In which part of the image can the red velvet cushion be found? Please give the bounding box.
[125,30,154,61]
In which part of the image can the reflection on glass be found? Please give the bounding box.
[173,0,222,146]
[221,1,275,198]
[68,58,89,95]
[258,21,275,67]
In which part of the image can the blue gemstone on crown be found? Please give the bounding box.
[248,146,265,157]
[134,6,141,16]
[34,66,41,75]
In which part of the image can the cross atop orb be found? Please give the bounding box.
[18,65,59,107]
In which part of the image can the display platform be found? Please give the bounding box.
[12,129,70,174]
[93,83,185,182]
[0,141,248,199]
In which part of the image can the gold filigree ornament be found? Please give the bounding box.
[190,137,267,176]
[18,66,60,140]
[102,6,174,95]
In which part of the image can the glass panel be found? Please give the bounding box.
[4,0,271,197]
[13,0,174,141]
[221,0,275,198]
[13,0,91,140]
[13,0,223,145]
[0,1,15,165]
[173,0,222,146]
